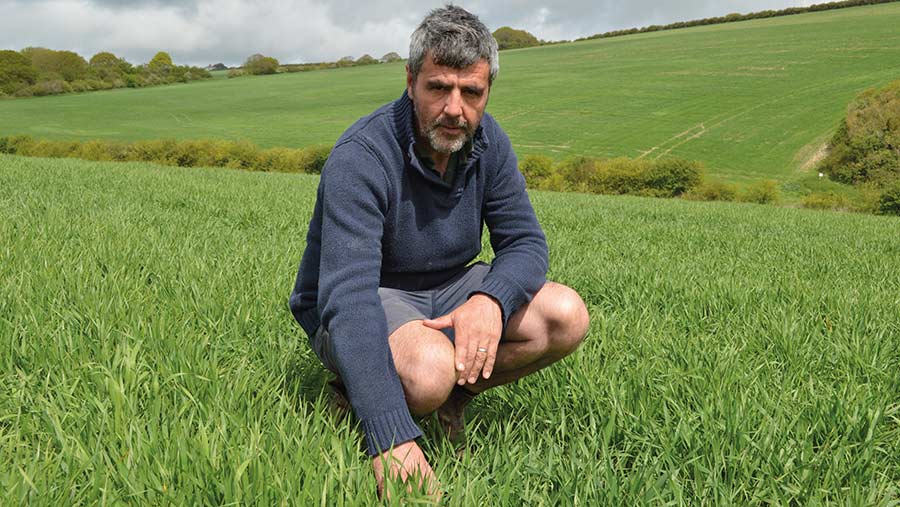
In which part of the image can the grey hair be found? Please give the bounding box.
[408,5,499,84]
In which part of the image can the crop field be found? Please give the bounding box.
[2,4,900,187]
[2,154,899,505]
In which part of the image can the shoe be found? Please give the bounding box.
[436,385,477,447]
[328,377,351,416]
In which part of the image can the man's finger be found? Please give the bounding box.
[468,344,488,384]
[482,341,498,379]
[463,332,479,383]
[454,333,469,376]
[422,315,453,330]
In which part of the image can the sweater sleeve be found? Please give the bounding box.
[474,129,549,326]
[317,141,422,456]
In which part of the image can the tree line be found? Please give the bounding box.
[0,48,211,98]
[227,52,404,78]
[576,0,899,42]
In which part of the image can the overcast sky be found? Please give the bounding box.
[1,0,816,67]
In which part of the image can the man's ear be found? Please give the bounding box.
[405,64,415,98]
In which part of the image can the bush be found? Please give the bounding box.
[0,49,38,94]
[227,69,244,79]
[493,27,540,50]
[537,156,702,197]
[243,54,279,75]
[738,180,780,204]
[819,80,900,186]
[519,154,554,184]
[355,54,379,65]
[644,158,704,196]
[306,145,332,174]
[878,182,900,216]
[683,180,738,201]
[22,47,89,82]
[801,191,850,211]
[28,79,73,96]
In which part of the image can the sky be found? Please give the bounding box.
[0,0,816,67]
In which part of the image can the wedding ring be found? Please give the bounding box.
[477,347,488,353]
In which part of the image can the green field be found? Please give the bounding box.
[2,154,899,504]
[2,4,900,187]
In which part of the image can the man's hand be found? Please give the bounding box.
[424,293,502,385]
[372,440,440,500]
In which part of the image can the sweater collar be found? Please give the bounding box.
[392,90,489,187]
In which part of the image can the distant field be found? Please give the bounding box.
[2,155,899,504]
[2,5,900,186]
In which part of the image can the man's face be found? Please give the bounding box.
[406,54,491,155]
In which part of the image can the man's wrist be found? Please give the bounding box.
[469,291,501,309]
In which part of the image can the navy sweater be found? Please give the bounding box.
[289,91,548,456]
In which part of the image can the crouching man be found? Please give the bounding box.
[289,5,589,497]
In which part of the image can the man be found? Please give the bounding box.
[289,5,589,496]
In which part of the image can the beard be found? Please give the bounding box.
[419,114,474,154]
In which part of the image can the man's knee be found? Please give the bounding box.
[392,325,456,415]
[544,284,590,356]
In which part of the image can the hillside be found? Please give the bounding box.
[1,3,900,185]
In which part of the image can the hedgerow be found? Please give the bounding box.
[576,0,900,43]
[522,154,703,197]
[0,136,330,174]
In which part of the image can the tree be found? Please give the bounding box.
[89,51,131,81]
[21,47,88,81]
[148,52,174,72]
[492,27,540,50]
[380,52,402,63]
[0,50,38,94]
[243,54,279,75]
[820,80,900,186]
[356,54,378,65]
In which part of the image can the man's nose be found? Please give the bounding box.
[443,89,463,118]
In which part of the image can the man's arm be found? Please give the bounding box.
[316,141,422,456]
[475,128,549,328]
[427,127,549,384]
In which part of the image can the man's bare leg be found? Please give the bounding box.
[471,282,589,391]
[371,320,457,498]
[370,283,589,495]
[437,282,589,439]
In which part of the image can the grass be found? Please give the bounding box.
[2,4,900,189]
[2,154,899,505]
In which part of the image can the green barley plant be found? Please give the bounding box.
[1,154,899,505]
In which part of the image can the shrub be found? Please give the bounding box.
[683,180,737,201]
[89,51,130,81]
[74,139,115,161]
[148,52,174,72]
[299,145,332,174]
[355,54,379,65]
[738,180,780,204]
[28,79,73,96]
[801,191,850,211]
[519,154,554,184]
[493,27,540,50]
[227,69,244,78]
[644,158,704,196]
[243,54,279,75]
[878,182,900,216]
[22,47,89,82]
[819,80,900,186]
[0,49,38,94]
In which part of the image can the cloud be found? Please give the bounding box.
[0,0,815,66]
